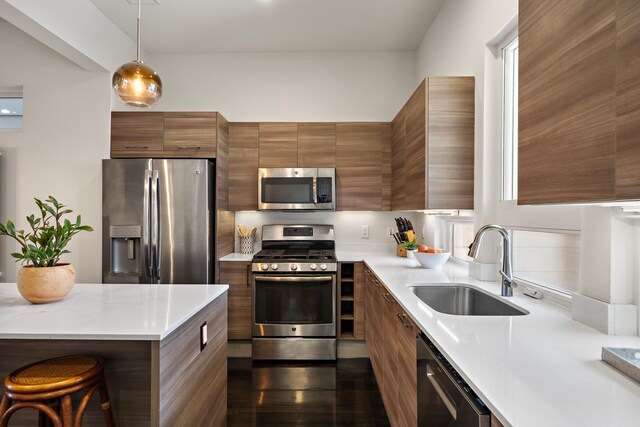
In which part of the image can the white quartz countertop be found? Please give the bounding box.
[362,255,640,427]
[0,283,228,341]
[219,253,254,262]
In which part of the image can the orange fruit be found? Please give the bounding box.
[418,245,429,253]
[426,247,437,254]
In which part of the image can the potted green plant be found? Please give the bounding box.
[402,239,419,259]
[0,196,93,303]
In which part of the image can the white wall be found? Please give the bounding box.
[120,51,417,122]
[0,21,111,283]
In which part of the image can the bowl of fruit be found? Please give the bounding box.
[414,245,450,269]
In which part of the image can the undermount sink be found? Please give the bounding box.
[409,284,529,316]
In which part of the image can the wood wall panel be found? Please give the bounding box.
[404,81,427,210]
[427,77,475,209]
[111,112,164,157]
[391,108,406,210]
[159,295,227,427]
[615,0,640,199]
[215,210,235,283]
[216,113,229,211]
[298,123,336,167]
[518,0,616,204]
[336,123,382,168]
[163,112,217,158]
[219,261,252,340]
[229,123,259,211]
[258,123,298,168]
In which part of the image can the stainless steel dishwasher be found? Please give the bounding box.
[417,333,491,426]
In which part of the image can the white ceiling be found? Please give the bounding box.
[89,0,445,54]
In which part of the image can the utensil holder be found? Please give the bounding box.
[240,236,254,254]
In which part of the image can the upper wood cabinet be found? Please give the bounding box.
[228,123,260,212]
[111,112,164,157]
[391,77,475,211]
[258,123,298,168]
[298,122,336,167]
[336,122,391,211]
[519,0,640,204]
[110,112,222,159]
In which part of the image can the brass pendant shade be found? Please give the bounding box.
[112,1,162,108]
[112,60,162,108]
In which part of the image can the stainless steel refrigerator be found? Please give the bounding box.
[102,159,214,284]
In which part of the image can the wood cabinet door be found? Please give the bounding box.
[427,77,475,209]
[258,123,298,168]
[336,166,383,211]
[615,0,640,200]
[382,293,398,426]
[163,112,217,158]
[336,122,382,168]
[518,0,617,204]
[219,262,252,340]
[364,268,375,357]
[396,309,417,427]
[110,112,164,158]
[391,107,407,210]
[298,123,336,167]
[229,123,259,211]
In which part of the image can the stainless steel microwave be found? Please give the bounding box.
[258,168,336,211]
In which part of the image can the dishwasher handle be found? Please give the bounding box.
[427,365,457,420]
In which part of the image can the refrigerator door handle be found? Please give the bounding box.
[151,169,161,281]
[144,169,153,277]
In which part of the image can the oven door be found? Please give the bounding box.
[258,168,335,211]
[252,274,336,337]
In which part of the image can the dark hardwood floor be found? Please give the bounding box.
[228,358,390,426]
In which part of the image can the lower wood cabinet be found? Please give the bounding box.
[219,261,252,340]
[364,266,418,427]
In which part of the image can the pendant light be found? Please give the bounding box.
[112,0,162,108]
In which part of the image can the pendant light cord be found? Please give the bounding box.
[136,0,141,62]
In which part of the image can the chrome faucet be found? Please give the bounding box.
[467,224,515,297]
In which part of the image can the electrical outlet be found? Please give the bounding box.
[386,226,393,236]
[200,322,207,351]
[361,225,369,239]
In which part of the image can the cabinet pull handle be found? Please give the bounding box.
[247,263,251,286]
[178,145,201,149]
[373,280,381,288]
[397,313,411,328]
[382,293,392,303]
[126,145,148,149]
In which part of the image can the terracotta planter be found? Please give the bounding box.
[17,263,75,304]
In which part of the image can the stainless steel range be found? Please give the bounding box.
[252,224,337,360]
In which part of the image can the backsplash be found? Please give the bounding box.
[234,211,424,254]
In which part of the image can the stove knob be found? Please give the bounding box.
[310,263,318,271]
[291,264,298,271]
[261,263,269,271]
[271,264,279,270]
[320,263,328,271]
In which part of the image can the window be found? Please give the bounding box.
[0,86,23,130]
[501,36,518,201]
[511,229,580,295]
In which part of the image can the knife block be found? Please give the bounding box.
[396,245,407,257]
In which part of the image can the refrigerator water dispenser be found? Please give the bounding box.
[109,225,142,275]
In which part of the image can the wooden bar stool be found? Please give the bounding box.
[0,355,116,427]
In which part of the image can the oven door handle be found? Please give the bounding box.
[254,275,334,282]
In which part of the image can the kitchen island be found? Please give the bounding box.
[0,283,228,427]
